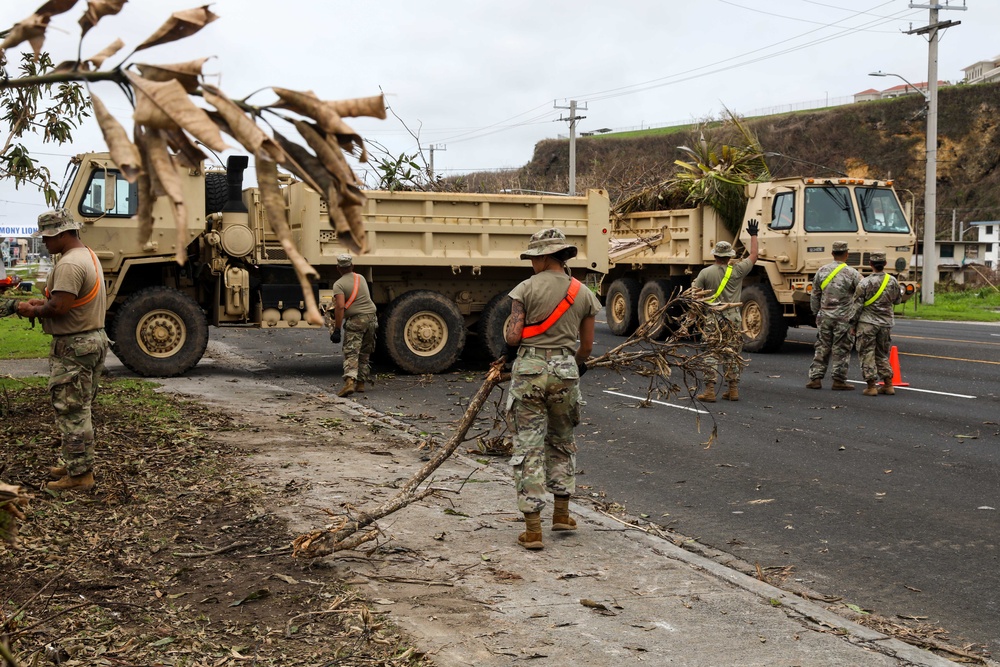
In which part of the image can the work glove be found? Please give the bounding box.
[330,328,342,344]
[577,362,588,377]
[746,219,759,237]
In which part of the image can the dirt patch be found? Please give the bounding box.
[0,378,429,666]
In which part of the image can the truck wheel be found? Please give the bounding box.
[384,290,466,374]
[638,279,672,340]
[112,287,209,377]
[205,172,229,215]
[606,277,640,336]
[741,283,788,353]
[477,293,512,361]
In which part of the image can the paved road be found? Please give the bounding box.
[211,315,1000,655]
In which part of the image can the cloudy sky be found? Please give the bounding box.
[1,0,996,227]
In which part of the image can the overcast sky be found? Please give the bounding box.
[1,0,996,228]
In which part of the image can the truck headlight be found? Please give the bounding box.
[894,257,907,272]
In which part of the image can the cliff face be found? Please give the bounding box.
[513,82,1000,229]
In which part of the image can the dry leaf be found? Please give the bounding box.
[203,84,282,161]
[1,13,50,60]
[272,87,367,157]
[136,57,211,94]
[142,129,188,264]
[87,37,125,69]
[135,170,153,246]
[134,5,218,52]
[91,93,141,182]
[127,71,228,151]
[79,0,127,36]
[255,154,323,325]
[162,126,207,170]
[327,94,386,120]
[37,0,81,16]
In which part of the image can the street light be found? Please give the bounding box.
[869,70,937,305]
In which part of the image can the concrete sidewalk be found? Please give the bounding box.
[1,349,977,666]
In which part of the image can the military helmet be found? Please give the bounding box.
[519,228,578,260]
[33,208,80,237]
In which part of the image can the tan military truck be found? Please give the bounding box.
[59,152,610,377]
[602,177,918,351]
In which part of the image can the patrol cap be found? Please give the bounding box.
[870,251,887,263]
[520,228,578,260]
[832,241,849,253]
[336,254,353,268]
[712,241,736,258]
[33,208,80,237]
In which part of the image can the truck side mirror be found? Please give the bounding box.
[104,170,117,211]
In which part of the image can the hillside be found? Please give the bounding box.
[455,82,1000,231]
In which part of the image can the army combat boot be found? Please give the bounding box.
[863,380,878,396]
[46,471,95,492]
[48,465,68,480]
[878,379,895,395]
[831,379,855,391]
[337,378,356,398]
[805,378,822,389]
[518,512,543,550]
[696,382,716,403]
[721,382,739,401]
[552,495,577,531]
[354,381,366,393]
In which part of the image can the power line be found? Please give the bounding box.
[718,0,903,31]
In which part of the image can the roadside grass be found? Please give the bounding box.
[0,302,51,359]
[895,287,1000,322]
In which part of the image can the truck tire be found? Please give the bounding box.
[477,293,513,361]
[638,279,672,341]
[741,283,787,353]
[205,172,229,215]
[112,287,209,377]
[606,277,641,336]
[384,290,466,374]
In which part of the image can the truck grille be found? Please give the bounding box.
[847,251,871,267]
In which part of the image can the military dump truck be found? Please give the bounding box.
[601,177,918,351]
[58,152,610,377]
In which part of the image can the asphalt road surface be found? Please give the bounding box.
[210,314,1000,655]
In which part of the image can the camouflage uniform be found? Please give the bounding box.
[693,242,754,384]
[808,243,861,383]
[342,312,377,384]
[507,229,601,515]
[852,254,903,383]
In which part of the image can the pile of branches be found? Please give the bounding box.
[293,287,747,558]
[1,1,385,326]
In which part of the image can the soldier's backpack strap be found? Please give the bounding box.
[707,265,733,303]
[820,263,847,290]
[522,278,582,340]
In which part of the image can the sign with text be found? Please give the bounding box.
[1,224,39,238]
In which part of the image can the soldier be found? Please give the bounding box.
[851,251,904,396]
[692,219,759,402]
[504,228,601,550]
[806,241,861,390]
[16,208,109,491]
[330,254,377,398]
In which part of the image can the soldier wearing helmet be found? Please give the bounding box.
[692,219,760,402]
[503,228,601,551]
[17,208,109,492]
[851,251,903,396]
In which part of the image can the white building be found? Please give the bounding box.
[962,57,1000,85]
[968,221,999,269]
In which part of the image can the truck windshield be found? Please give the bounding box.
[57,162,79,208]
[80,168,139,217]
[856,187,910,234]
[804,186,856,232]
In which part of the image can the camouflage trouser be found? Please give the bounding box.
[507,349,581,514]
[855,321,892,383]
[702,314,744,384]
[809,316,855,381]
[49,330,109,476]
[342,313,377,383]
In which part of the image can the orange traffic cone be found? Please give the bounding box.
[879,345,909,387]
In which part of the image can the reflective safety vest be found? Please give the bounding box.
[45,248,101,309]
[522,278,583,339]
[864,274,892,307]
[707,265,733,303]
[820,263,847,290]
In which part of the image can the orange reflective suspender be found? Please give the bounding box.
[344,274,361,310]
[44,248,100,309]
[522,278,582,340]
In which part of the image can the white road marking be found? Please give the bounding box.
[603,389,710,414]
[844,380,976,399]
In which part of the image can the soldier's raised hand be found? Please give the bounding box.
[746,219,759,237]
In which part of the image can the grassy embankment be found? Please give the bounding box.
[895,287,1000,322]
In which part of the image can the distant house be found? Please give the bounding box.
[968,221,999,269]
[853,81,947,103]
[962,56,1000,85]
[854,88,881,103]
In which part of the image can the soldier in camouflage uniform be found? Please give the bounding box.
[505,229,601,550]
[851,251,904,396]
[330,254,377,398]
[16,209,109,492]
[692,220,759,402]
[807,241,861,390]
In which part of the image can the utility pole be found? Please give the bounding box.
[554,100,587,195]
[427,144,446,180]
[907,1,964,305]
